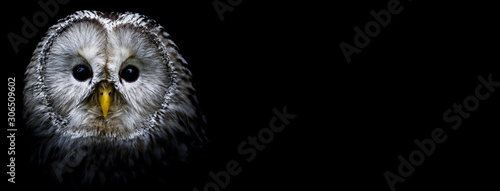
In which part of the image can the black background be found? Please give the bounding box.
[3,0,499,190]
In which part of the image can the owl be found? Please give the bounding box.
[23,10,207,188]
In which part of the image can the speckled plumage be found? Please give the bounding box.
[23,10,207,186]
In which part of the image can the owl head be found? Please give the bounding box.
[23,10,207,185]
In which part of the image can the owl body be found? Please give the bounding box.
[24,11,207,186]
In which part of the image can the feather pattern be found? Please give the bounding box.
[23,11,207,187]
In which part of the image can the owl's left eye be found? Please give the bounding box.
[120,65,139,82]
[72,64,92,81]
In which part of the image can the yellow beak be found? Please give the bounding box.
[98,83,113,118]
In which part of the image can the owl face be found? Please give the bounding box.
[24,11,202,145]
[44,19,171,137]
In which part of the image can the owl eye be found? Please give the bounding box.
[120,65,139,82]
[72,64,92,82]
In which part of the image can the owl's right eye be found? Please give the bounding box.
[72,64,92,81]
